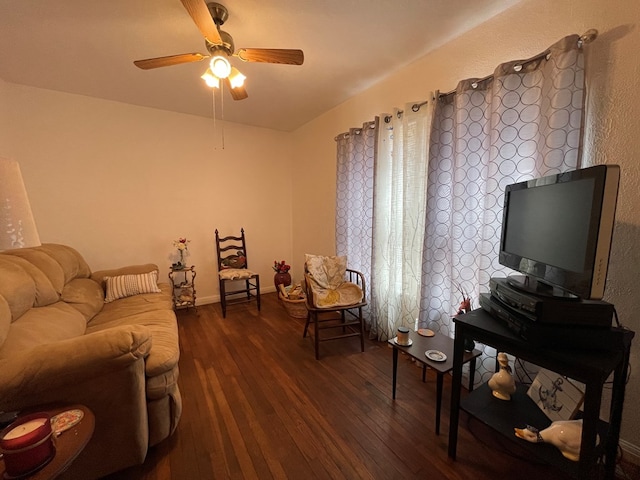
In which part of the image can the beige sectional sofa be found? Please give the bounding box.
[0,244,181,479]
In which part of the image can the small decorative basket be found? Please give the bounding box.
[279,292,308,318]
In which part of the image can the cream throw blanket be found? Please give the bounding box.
[305,254,363,308]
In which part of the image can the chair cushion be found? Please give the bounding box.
[219,269,256,280]
[104,271,161,303]
[309,281,363,308]
[305,254,363,308]
[305,254,347,289]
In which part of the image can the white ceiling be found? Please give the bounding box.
[0,0,520,132]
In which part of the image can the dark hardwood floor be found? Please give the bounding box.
[106,293,581,479]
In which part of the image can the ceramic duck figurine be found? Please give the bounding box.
[488,352,516,400]
[514,420,584,461]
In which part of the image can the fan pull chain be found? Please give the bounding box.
[212,87,217,149]
[211,85,225,150]
[220,81,225,150]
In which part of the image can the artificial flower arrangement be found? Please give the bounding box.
[273,260,291,274]
[173,237,190,268]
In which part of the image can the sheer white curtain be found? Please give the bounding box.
[419,35,586,383]
[371,102,432,340]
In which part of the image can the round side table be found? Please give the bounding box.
[0,404,94,480]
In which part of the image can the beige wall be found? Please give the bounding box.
[1,83,294,303]
[0,79,8,148]
[292,0,640,456]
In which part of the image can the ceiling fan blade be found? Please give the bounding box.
[224,78,248,101]
[180,0,222,44]
[134,53,208,70]
[235,48,304,65]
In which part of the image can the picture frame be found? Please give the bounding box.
[527,368,585,422]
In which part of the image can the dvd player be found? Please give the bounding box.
[479,292,626,350]
[489,277,613,327]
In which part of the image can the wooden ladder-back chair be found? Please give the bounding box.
[215,228,260,318]
[302,254,367,359]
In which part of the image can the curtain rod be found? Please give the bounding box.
[434,29,598,101]
[334,120,377,140]
[383,100,429,123]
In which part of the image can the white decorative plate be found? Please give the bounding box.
[393,337,413,347]
[425,350,447,362]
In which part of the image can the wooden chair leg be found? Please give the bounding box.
[220,280,227,318]
[314,311,320,360]
[358,307,364,352]
[303,311,311,338]
[255,275,261,311]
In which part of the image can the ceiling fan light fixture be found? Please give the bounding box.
[228,67,246,89]
[201,69,220,88]
[210,55,231,79]
[133,1,303,102]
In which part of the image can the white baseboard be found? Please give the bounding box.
[195,296,217,305]
[195,286,278,306]
[620,438,640,466]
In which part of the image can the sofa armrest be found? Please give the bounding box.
[0,324,152,410]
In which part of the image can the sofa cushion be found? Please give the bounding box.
[0,296,10,346]
[90,284,172,325]
[39,244,92,282]
[0,257,36,321]
[0,302,87,359]
[0,255,59,307]
[62,278,105,321]
[104,271,162,303]
[3,248,66,294]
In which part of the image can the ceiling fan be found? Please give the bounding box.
[133,0,304,100]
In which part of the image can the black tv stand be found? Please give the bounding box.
[448,309,634,479]
[507,274,580,300]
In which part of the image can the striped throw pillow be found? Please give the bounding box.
[104,271,161,303]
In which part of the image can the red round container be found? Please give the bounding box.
[0,412,55,478]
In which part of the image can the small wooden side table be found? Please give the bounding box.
[389,329,481,434]
[169,265,197,310]
[0,404,94,480]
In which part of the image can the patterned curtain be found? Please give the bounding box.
[419,35,586,384]
[335,119,378,325]
[371,103,431,340]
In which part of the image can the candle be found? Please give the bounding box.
[0,412,55,477]
[397,326,410,346]
[2,418,47,440]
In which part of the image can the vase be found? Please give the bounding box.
[488,352,516,400]
[274,272,292,295]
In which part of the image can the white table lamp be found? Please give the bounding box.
[0,157,41,250]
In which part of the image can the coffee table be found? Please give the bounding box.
[389,329,481,434]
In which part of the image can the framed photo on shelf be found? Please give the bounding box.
[527,368,585,422]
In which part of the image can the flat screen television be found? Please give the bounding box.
[498,165,620,300]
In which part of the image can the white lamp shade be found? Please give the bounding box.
[0,158,41,250]
[201,69,220,88]
[228,67,246,89]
